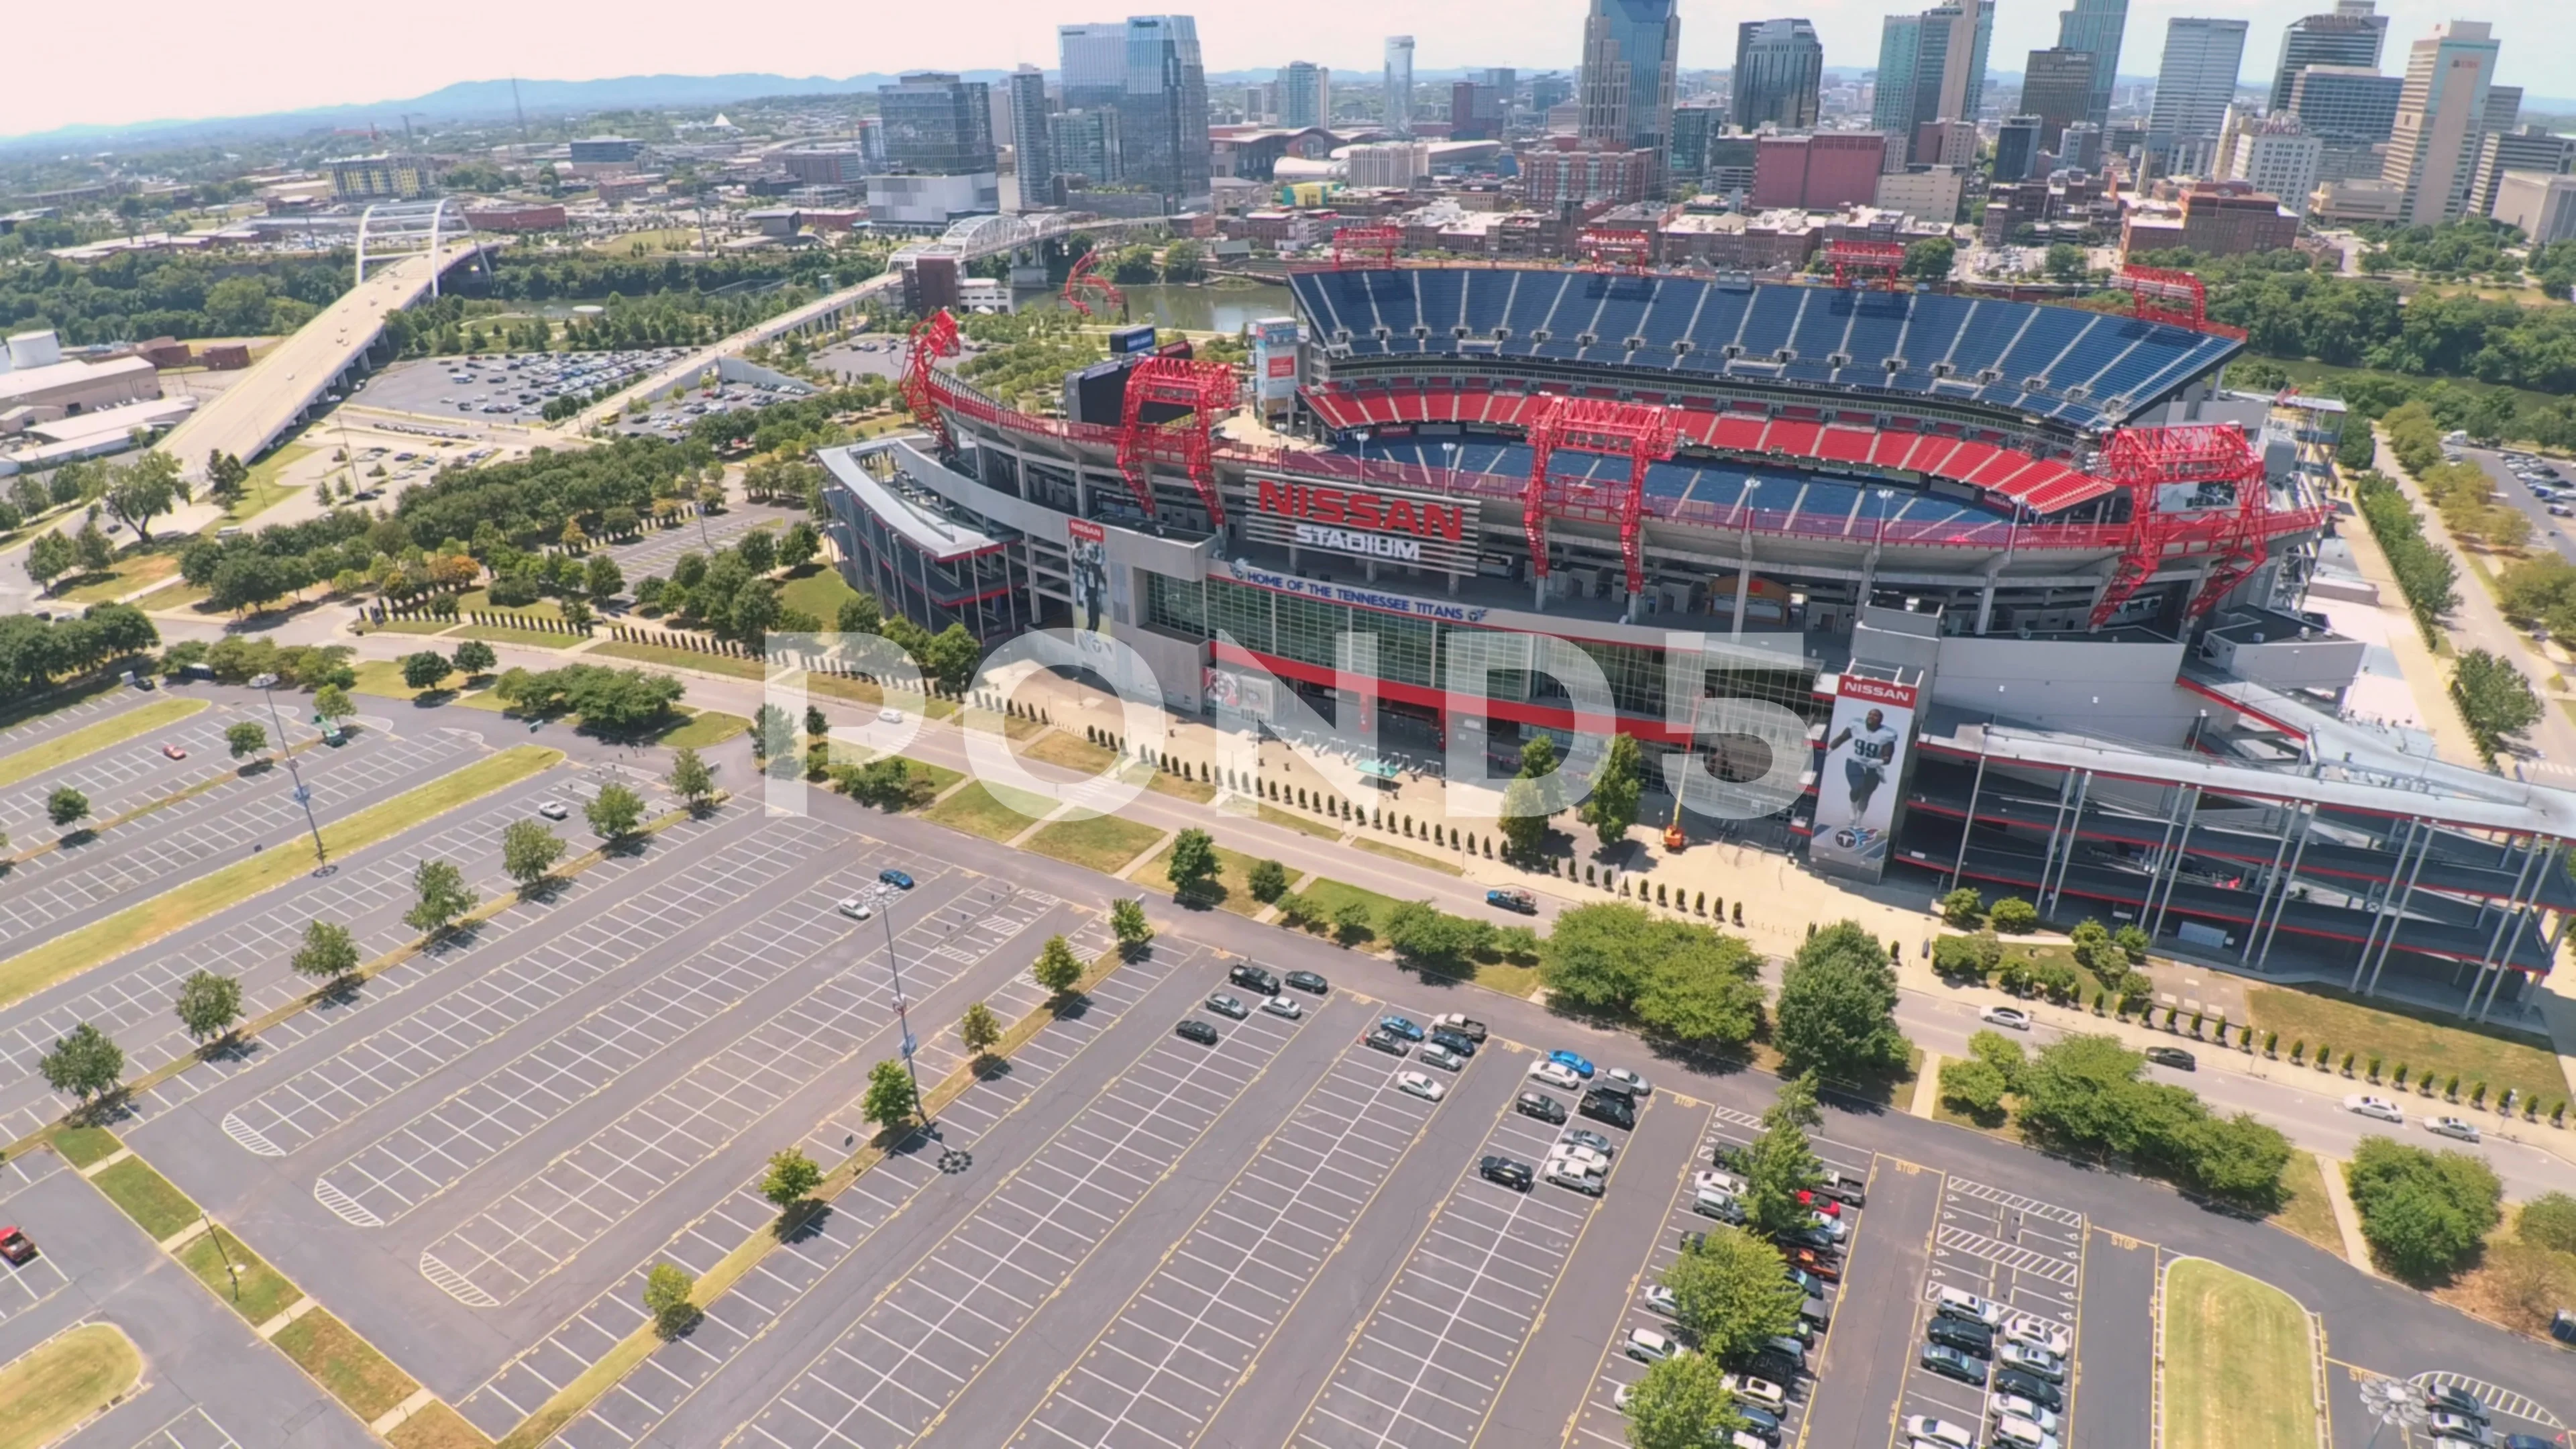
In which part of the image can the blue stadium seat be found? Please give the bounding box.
[1898,294,1972,366]
[1944,300,2029,374]
[1792,294,1853,360]
[1994,306,2094,384]
[1736,288,1806,356]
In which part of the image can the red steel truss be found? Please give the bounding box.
[1578,227,1655,272]
[1523,396,1678,596]
[900,309,961,455]
[1117,356,1242,526]
[1063,248,1125,319]
[2110,265,2245,337]
[2087,423,2272,627]
[1826,238,1908,290]
[1332,224,1403,269]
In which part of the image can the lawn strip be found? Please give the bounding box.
[2268,1150,2344,1258]
[1350,836,1464,875]
[178,1228,307,1323]
[89,1155,204,1241]
[0,696,207,790]
[1256,802,1344,840]
[2160,1257,2318,1449]
[271,1309,423,1423]
[2244,983,2565,1108]
[0,1322,142,1449]
[1025,814,1165,873]
[922,780,1056,842]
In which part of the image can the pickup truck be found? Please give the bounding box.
[1485,888,1538,913]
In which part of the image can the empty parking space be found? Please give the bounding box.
[1008,996,1454,1449]
[1892,1175,2087,1443]
[0,705,260,833]
[607,502,804,578]
[1288,1050,1622,1449]
[121,1405,244,1449]
[727,959,1307,1449]
[0,1239,70,1326]
[0,688,132,754]
[413,852,1061,1308]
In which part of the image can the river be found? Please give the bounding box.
[1012,280,1297,334]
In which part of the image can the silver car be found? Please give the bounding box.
[1417,1042,1465,1071]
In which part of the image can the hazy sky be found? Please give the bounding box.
[3,0,2555,139]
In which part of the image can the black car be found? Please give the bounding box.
[1678,1230,1708,1254]
[2422,1384,2487,1421]
[1428,1028,1478,1059]
[1228,964,1281,996]
[1920,1343,1987,1387]
[1479,1156,1534,1191]
[1748,1348,1803,1384]
[1285,970,1330,994]
[2143,1045,2197,1071]
[1992,1367,2061,1411]
[1361,1028,1409,1058]
[1175,1019,1220,1046]
[1578,1089,1635,1130]
[1925,1316,1993,1359]
[1515,1091,1568,1125]
[1734,1404,1783,1444]
[1775,1224,1837,1254]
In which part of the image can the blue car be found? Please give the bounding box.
[1547,1049,1595,1078]
[879,868,915,890]
[1379,1015,1425,1041]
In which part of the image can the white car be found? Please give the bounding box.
[1417,1042,1465,1071]
[1980,1005,2032,1030]
[1550,1142,1612,1174]
[1613,1383,1635,1413]
[877,707,905,724]
[836,898,875,921]
[2426,1116,2481,1143]
[1721,1374,1786,1412]
[1625,1328,1680,1362]
[2344,1093,2405,1124]
[1603,1067,1652,1096]
[1932,1287,2004,1326]
[1529,1061,1584,1090]
[2003,1316,2072,1358]
[1397,1071,1445,1103]
[1697,1169,1749,1196]
[2427,1411,2491,1442]
[536,800,571,820]
[1642,1283,1679,1316]
[1904,1417,1974,1449]
[1990,1393,2060,1434]
[1260,996,1305,1020]
[1992,1414,2061,1449]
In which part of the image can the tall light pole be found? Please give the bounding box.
[250,673,327,865]
[879,905,934,1134]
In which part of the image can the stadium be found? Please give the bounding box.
[816,237,2570,1016]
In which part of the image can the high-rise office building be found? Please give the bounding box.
[1733,18,1823,131]
[1451,78,1509,140]
[2485,87,2522,137]
[2021,47,2096,151]
[2145,19,2249,174]
[2055,0,2130,131]
[1121,15,1213,206]
[2382,20,2504,225]
[879,72,997,175]
[1578,0,1683,179]
[1670,103,1725,184]
[1059,22,1129,109]
[1008,66,1054,208]
[1385,36,1416,136]
[1529,73,1573,117]
[2060,120,2105,171]
[1278,61,1330,129]
[1049,108,1123,185]
[2472,125,2575,217]
[1873,2,1994,162]
[2268,0,2387,113]
[2227,113,2323,214]
[2290,65,2401,141]
[1995,113,2043,180]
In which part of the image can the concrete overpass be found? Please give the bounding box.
[563,270,906,433]
[158,237,499,478]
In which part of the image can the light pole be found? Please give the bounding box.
[250,673,327,865]
[879,905,935,1134]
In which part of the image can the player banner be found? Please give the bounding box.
[1812,673,1917,873]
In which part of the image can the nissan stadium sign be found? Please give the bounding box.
[1241,477,1482,576]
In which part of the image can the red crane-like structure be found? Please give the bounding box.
[2109,264,2244,337]
[1063,248,1125,319]
[1577,227,1655,273]
[1332,224,1403,269]
[2086,423,2273,628]
[1116,356,1242,527]
[1825,238,1908,290]
[900,309,961,455]
[1523,395,1678,599]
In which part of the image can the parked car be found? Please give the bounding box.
[1603,1066,1652,1096]
[1529,1061,1584,1091]
[1926,1316,1995,1359]
[1285,970,1330,994]
[1261,996,1305,1021]
[1579,1089,1636,1130]
[0,1227,33,1265]
[1996,1340,2064,1382]
[2427,1411,2491,1444]
[1547,1049,1596,1077]
[1562,1128,1616,1157]
[1479,1156,1533,1191]
[1992,1368,2062,1411]
[2426,1116,2481,1143]
[1642,1283,1679,1317]
[1721,1375,1787,1413]
[1515,1091,1568,1125]
[1378,1015,1425,1041]
[1548,1158,1605,1196]
[1228,963,1281,996]
[1990,1393,2059,1434]
[1817,1171,1867,1207]
[2143,1046,2196,1070]
[1625,1328,1683,1362]
[2344,1093,2405,1124]
[2420,1385,2486,1421]
[1933,1287,2005,1326]
[1919,1343,1987,1387]
[1903,1417,1973,1449]
[878,868,915,890]
[1428,1012,1487,1042]
[2003,1316,2072,1358]
[1550,1142,1612,1175]
[160,741,188,760]
[1397,1071,1446,1103]
[1427,1028,1478,1059]
[1204,993,1249,1020]
[1362,1028,1410,1059]
[1175,1020,1219,1046]
[837,898,876,922]
[1417,1042,1464,1071]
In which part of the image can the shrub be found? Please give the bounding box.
[1988,898,2038,933]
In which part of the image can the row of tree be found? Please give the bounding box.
[0,248,350,345]
[2349,471,2461,649]
[0,604,158,704]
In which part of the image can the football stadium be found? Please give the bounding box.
[817,242,2572,1015]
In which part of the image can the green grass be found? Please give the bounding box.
[2161,1258,2318,1449]
[0,746,561,1010]
[454,586,565,621]
[961,708,1047,742]
[1257,802,1345,840]
[455,625,579,651]
[590,639,768,679]
[922,780,1055,842]
[204,443,315,531]
[48,1125,120,1167]
[1022,731,1116,773]
[272,1308,423,1423]
[349,658,458,701]
[1285,877,1411,947]
[2269,1150,2345,1258]
[89,1156,204,1241]
[0,696,207,790]
[2244,983,2566,1109]
[653,709,749,748]
[0,1323,142,1449]
[54,549,182,603]
[778,564,860,624]
[1026,814,1165,873]
[1132,840,1275,916]
[178,1228,305,1323]
[129,576,217,612]
[1352,836,1464,876]
[1140,766,1217,804]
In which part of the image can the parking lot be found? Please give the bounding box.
[602,500,805,580]
[358,349,692,426]
[117,1405,246,1449]
[1888,1175,2087,1444]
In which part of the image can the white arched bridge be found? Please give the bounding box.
[888,211,1170,269]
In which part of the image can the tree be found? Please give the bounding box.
[101,450,186,543]
[1663,1225,1805,1362]
[1166,828,1220,897]
[751,702,796,760]
[959,1001,1003,1059]
[759,1146,823,1208]
[1903,235,1957,281]
[2345,1136,2502,1280]
[205,450,251,504]
[1937,887,1983,927]
[1772,922,1907,1080]
[668,747,718,812]
[779,521,821,571]
[290,918,361,983]
[46,787,89,828]
[500,818,567,888]
[173,971,244,1045]
[25,531,78,590]
[1939,1057,2010,1118]
[2452,648,2542,752]
[38,1022,123,1107]
[225,721,268,759]
[1578,731,1645,849]
[315,684,356,723]
[2014,1034,2154,1155]
[1112,898,1152,952]
[2168,1112,2294,1203]
[2519,1191,2576,1254]
[861,1058,920,1130]
[2043,242,2089,282]
[1332,898,1375,945]
[401,650,453,691]
[1246,857,1289,903]
[584,552,625,605]
[452,639,498,676]
[1739,1073,1826,1238]
[586,783,647,842]
[1498,735,1562,860]
[75,521,113,573]
[737,529,778,574]
[837,594,882,634]
[1032,933,1085,994]
[643,1262,698,1338]
[1988,898,2039,932]
[404,857,478,934]
[1622,1352,1743,1449]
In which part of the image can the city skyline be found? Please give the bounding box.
[7,0,2564,140]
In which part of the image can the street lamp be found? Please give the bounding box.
[878,904,936,1136]
[248,672,328,865]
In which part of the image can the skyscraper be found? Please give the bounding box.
[2382,20,2503,225]
[2145,18,2248,174]
[1278,61,1330,129]
[1385,36,1416,136]
[879,72,997,175]
[1872,14,1926,137]
[2055,0,2130,131]
[1122,15,1213,207]
[1049,107,1123,185]
[2269,0,2387,113]
[2288,64,2400,181]
[1059,22,1128,110]
[1995,114,2043,180]
[1007,66,1054,209]
[1578,0,1682,177]
[1872,2,1994,161]
[2021,47,2096,152]
[2473,125,2576,217]
[1733,18,1823,131]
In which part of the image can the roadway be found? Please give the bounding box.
[564,272,904,433]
